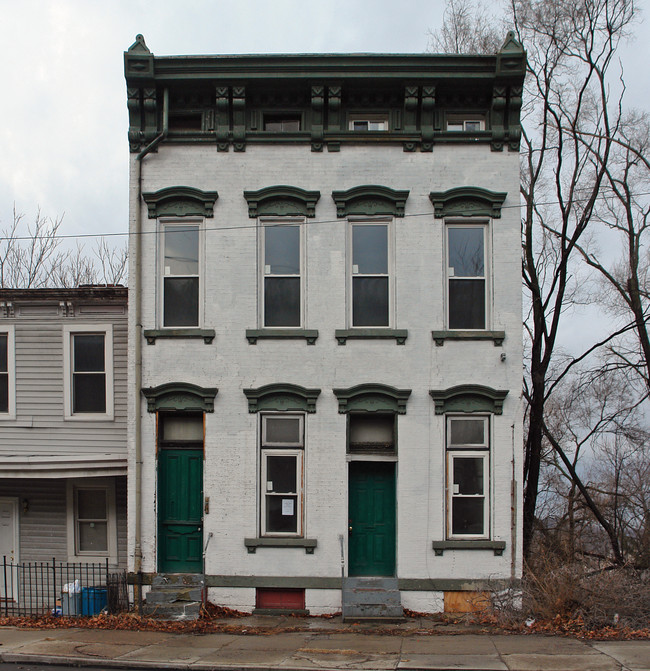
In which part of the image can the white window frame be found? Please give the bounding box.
[446,415,490,540]
[446,116,486,132]
[158,219,203,329]
[348,114,389,131]
[259,218,305,329]
[445,222,489,330]
[260,414,304,537]
[0,325,16,420]
[66,477,117,563]
[63,324,114,421]
[348,217,394,328]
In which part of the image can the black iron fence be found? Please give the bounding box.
[1,556,129,617]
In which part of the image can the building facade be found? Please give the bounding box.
[0,287,128,587]
[125,34,525,615]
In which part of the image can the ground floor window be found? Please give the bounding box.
[261,414,304,536]
[446,416,489,539]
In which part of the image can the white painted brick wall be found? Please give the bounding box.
[128,142,523,612]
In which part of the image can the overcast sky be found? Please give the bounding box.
[0,0,648,352]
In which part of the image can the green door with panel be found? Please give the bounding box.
[158,449,203,572]
[348,461,396,576]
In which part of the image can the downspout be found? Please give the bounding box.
[133,88,168,587]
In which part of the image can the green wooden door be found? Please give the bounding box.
[158,449,203,572]
[348,462,396,576]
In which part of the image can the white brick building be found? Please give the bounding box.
[124,34,525,615]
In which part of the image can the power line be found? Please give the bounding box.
[2,190,650,244]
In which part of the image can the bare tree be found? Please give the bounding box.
[0,206,128,288]
[428,0,504,54]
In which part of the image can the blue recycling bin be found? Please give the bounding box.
[80,587,107,616]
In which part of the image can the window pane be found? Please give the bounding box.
[73,374,106,413]
[164,226,199,275]
[353,225,388,274]
[264,277,300,327]
[78,522,108,552]
[0,374,8,413]
[77,489,107,520]
[454,457,484,495]
[266,495,298,532]
[449,419,485,446]
[449,279,485,329]
[162,415,203,442]
[164,277,199,326]
[452,498,484,535]
[449,228,484,277]
[349,414,394,449]
[73,335,104,372]
[265,226,300,275]
[264,117,300,131]
[0,334,7,371]
[353,277,389,326]
[465,121,482,131]
[266,455,296,493]
[264,417,301,445]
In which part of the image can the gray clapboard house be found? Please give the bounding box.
[0,287,128,595]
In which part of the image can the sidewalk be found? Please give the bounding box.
[1,615,649,670]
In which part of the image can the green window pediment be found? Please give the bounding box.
[243,186,321,218]
[142,382,218,413]
[333,384,412,415]
[428,187,507,219]
[332,186,410,218]
[244,383,321,413]
[142,186,219,218]
[429,385,509,415]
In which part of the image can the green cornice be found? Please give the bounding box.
[244,383,321,413]
[142,382,218,413]
[332,186,409,218]
[429,385,509,415]
[333,384,412,415]
[142,186,219,218]
[429,187,507,219]
[243,186,321,218]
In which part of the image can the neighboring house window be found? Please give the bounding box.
[0,326,15,418]
[161,222,201,327]
[263,115,301,131]
[446,117,485,132]
[350,220,392,327]
[67,478,117,562]
[446,416,489,539]
[261,414,304,536]
[447,224,487,329]
[63,325,114,420]
[349,115,388,131]
[261,221,303,327]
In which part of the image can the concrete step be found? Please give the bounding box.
[145,573,205,620]
[342,577,403,620]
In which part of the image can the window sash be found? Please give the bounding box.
[447,451,489,539]
[447,416,489,449]
[262,414,304,448]
[350,221,392,327]
[0,332,8,414]
[75,487,109,554]
[446,224,487,330]
[161,222,201,328]
[261,221,304,328]
[261,449,303,536]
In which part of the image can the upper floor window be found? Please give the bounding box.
[446,415,490,539]
[161,222,201,327]
[261,414,304,536]
[63,324,114,420]
[0,326,15,418]
[349,115,388,131]
[350,221,392,327]
[261,221,303,328]
[447,224,487,329]
[263,114,301,132]
[446,116,485,132]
